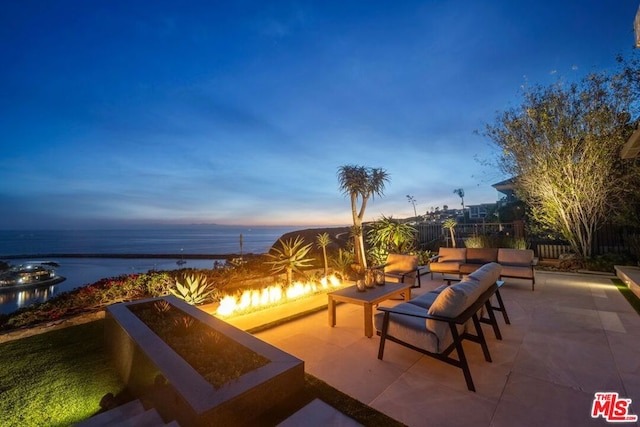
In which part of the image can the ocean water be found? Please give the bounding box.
[0,225,305,314]
[0,225,301,256]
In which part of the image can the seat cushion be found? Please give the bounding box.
[374,304,439,354]
[429,261,461,273]
[500,265,533,279]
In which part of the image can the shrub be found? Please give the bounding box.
[464,235,529,249]
[586,252,635,273]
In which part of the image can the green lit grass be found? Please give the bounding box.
[612,278,640,315]
[0,320,124,427]
[0,319,404,426]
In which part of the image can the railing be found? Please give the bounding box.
[417,221,639,259]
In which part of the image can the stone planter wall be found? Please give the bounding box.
[105,295,304,426]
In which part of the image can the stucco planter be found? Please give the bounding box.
[105,295,304,426]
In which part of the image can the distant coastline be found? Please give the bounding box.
[1,253,244,260]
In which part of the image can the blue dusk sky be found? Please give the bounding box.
[1,1,638,229]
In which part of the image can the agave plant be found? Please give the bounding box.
[170,274,214,305]
[266,236,315,286]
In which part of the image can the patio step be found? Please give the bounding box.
[615,265,640,300]
[277,399,362,426]
[74,399,179,426]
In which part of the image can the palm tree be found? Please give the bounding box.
[337,165,390,270]
[316,232,331,276]
[453,188,465,223]
[406,195,418,220]
[443,218,457,248]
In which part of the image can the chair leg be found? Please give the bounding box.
[450,324,475,392]
[377,312,390,360]
[494,289,510,325]
[483,300,502,340]
[472,314,492,362]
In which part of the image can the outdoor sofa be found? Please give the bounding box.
[375,262,506,392]
[429,247,537,290]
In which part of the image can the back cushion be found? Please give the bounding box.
[437,247,466,263]
[427,277,483,344]
[466,248,498,263]
[385,254,418,274]
[467,262,502,291]
[498,248,534,266]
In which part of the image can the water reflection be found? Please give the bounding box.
[0,257,222,315]
[0,285,60,311]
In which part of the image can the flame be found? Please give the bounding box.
[216,274,343,317]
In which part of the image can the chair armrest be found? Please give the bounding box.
[429,255,441,263]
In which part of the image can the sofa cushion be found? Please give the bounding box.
[426,279,482,351]
[384,254,419,285]
[466,248,498,264]
[500,265,534,279]
[429,261,461,273]
[385,253,418,274]
[467,262,502,291]
[436,247,467,263]
[459,264,480,274]
[374,304,439,354]
[407,291,440,309]
[497,248,534,266]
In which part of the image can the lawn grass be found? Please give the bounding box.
[0,320,124,427]
[0,319,405,426]
[612,278,640,315]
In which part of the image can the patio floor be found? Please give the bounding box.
[254,271,640,427]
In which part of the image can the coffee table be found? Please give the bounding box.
[328,282,412,338]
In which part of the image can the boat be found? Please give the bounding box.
[177,249,186,265]
[0,263,66,292]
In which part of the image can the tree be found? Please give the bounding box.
[453,188,465,222]
[316,232,331,277]
[483,58,640,259]
[406,195,418,219]
[337,165,390,270]
[443,218,457,247]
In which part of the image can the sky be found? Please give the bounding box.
[1,1,638,229]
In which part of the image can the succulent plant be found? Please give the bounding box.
[170,274,214,305]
